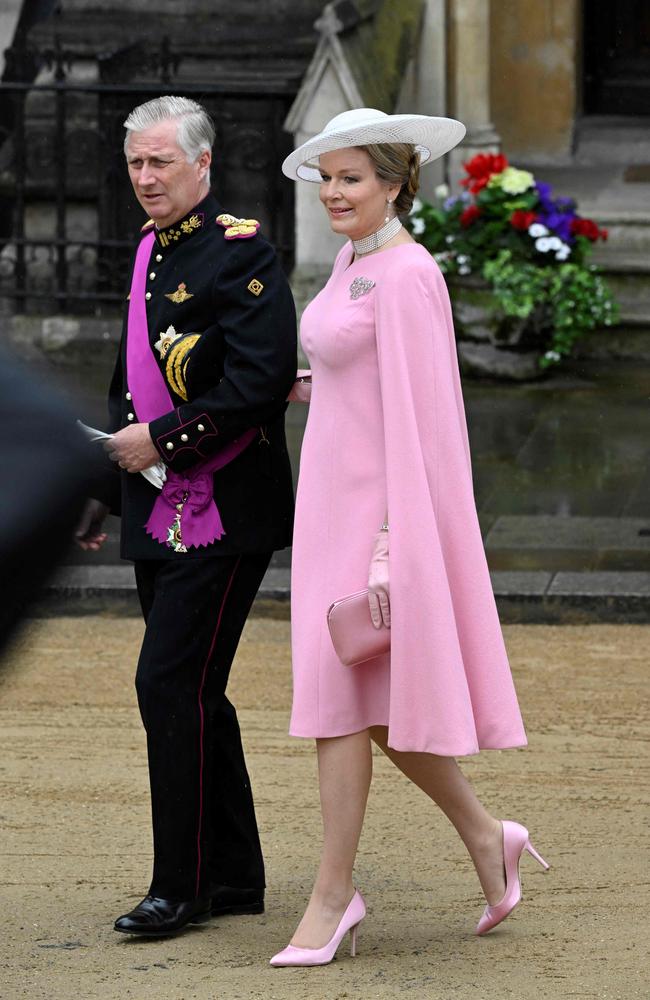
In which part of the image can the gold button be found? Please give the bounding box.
[149,272,156,280]
[145,292,152,300]
[127,412,134,421]
[166,441,174,450]
[181,433,188,442]
[155,254,163,262]
[197,423,205,432]
[125,391,132,400]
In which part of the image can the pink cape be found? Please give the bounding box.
[290,242,526,756]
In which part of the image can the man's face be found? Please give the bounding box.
[125,119,211,228]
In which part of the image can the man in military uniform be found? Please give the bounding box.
[77,96,297,936]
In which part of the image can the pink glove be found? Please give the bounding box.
[287,369,312,403]
[368,530,390,629]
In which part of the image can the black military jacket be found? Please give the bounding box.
[99,192,297,560]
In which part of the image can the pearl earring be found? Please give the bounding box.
[385,199,392,225]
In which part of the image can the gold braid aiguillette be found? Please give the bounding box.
[165,334,200,401]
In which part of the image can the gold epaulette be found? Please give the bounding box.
[216,213,260,240]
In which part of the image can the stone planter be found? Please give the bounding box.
[447,275,549,381]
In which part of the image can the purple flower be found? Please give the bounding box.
[535,181,555,213]
[443,192,470,211]
[539,211,575,243]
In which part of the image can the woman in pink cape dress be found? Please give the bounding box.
[271,109,548,969]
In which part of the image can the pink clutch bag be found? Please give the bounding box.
[327,589,391,667]
[287,369,312,403]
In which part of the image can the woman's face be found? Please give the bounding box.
[318,148,399,241]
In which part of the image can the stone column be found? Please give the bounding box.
[396,0,448,199]
[447,0,500,185]
[0,0,25,76]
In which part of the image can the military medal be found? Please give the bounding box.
[167,496,188,553]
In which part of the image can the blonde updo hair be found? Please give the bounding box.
[359,142,421,216]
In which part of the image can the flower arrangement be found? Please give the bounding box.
[408,153,618,369]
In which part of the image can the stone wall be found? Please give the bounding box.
[489,0,581,163]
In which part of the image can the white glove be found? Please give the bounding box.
[368,530,390,629]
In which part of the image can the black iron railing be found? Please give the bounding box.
[0,35,297,314]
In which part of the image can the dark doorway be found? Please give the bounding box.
[584,0,650,115]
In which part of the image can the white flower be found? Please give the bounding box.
[544,350,561,362]
[411,217,425,235]
[529,223,549,238]
[555,243,571,261]
[535,237,552,253]
[445,234,455,244]
[434,184,449,200]
[497,167,535,195]
[546,236,561,250]
[411,197,423,213]
[459,265,471,275]
[457,254,469,264]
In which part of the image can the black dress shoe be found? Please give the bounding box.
[207,884,265,917]
[114,894,211,936]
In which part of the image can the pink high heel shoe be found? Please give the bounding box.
[476,820,549,935]
[269,890,366,967]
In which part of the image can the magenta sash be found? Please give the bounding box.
[126,229,257,549]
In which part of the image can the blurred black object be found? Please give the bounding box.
[0,356,90,653]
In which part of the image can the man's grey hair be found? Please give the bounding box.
[123,96,215,177]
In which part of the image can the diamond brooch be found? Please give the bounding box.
[349,277,375,300]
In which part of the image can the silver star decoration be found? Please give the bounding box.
[155,325,182,358]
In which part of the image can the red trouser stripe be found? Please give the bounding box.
[195,556,242,897]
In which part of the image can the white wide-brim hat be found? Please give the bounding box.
[282,107,466,182]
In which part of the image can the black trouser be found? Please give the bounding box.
[133,552,271,901]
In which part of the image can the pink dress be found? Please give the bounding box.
[290,241,527,756]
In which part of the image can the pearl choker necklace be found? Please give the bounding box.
[352,215,402,256]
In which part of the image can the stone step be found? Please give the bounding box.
[588,250,650,355]
[580,322,650,361]
[484,516,650,572]
[589,214,650,255]
[35,563,650,624]
[574,117,650,166]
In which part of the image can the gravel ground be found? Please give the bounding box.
[0,618,648,1000]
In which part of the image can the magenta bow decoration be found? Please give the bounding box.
[145,470,225,548]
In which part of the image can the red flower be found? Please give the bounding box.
[461,153,509,194]
[460,205,481,227]
[510,210,538,230]
[570,217,604,242]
